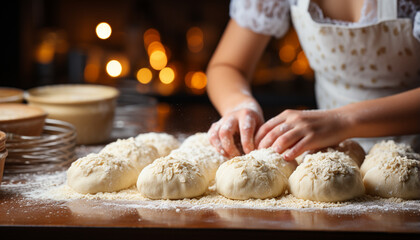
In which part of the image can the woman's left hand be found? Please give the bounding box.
[254,109,352,161]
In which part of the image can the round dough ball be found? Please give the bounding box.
[180,132,211,149]
[296,140,365,167]
[216,149,290,200]
[170,147,226,182]
[247,148,297,177]
[137,155,208,199]
[174,132,227,181]
[363,154,420,199]
[295,152,309,165]
[333,140,366,167]
[369,140,413,156]
[100,137,159,172]
[135,132,180,157]
[361,140,417,176]
[289,151,365,202]
[67,153,139,194]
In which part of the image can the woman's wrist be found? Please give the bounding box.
[330,106,359,140]
[221,95,262,117]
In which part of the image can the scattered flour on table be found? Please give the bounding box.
[2,170,420,214]
[2,138,420,214]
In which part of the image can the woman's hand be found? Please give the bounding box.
[208,106,264,158]
[255,109,352,161]
[205,20,271,158]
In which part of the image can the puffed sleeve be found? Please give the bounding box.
[229,0,291,38]
[414,11,420,42]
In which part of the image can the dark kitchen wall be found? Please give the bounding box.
[1,0,315,108]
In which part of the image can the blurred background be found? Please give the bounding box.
[1,0,316,133]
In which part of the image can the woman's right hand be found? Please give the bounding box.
[208,104,264,158]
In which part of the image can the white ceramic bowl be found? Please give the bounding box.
[25,84,119,145]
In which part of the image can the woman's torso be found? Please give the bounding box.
[290,0,420,151]
[311,0,367,23]
[229,0,420,151]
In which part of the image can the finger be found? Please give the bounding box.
[282,135,313,161]
[239,114,256,154]
[271,128,304,155]
[255,116,285,146]
[258,123,292,149]
[219,117,241,157]
[208,121,226,156]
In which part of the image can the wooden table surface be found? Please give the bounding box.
[1,101,420,239]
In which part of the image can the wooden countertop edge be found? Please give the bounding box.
[0,225,419,238]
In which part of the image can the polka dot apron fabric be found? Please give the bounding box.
[291,0,420,152]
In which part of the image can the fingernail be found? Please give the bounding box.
[248,142,255,152]
[282,150,292,160]
[274,145,282,153]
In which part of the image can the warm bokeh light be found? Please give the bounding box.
[190,71,207,89]
[143,28,161,47]
[156,81,176,96]
[157,102,170,115]
[84,63,100,83]
[279,44,296,63]
[159,67,175,84]
[147,41,166,56]
[106,60,122,77]
[283,29,300,49]
[184,71,194,88]
[136,68,153,84]
[291,59,309,75]
[96,22,112,40]
[149,50,167,70]
[297,51,308,61]
[187,27,204,53]
[156,102,171,131]
[35,41,55,64]
[296,51,314,79]
[185,71,206,95]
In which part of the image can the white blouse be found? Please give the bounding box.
[230,0,420,41]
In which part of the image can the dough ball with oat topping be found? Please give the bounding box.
[135,132,180,157]
[216,148,295,200]
[289,151,365,202]
[100,137,159,173]
[67,153,139,194]
[172,132,227,181]
[296,140,365,167]
[332,140,366,167]
[170,147,226,182]
[137,155,208,199]
[361,140,415,176]
[362,141,420,199]
[179,132,212,149]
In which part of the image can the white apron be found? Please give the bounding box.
[290,0,420,152]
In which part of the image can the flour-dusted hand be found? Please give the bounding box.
[255,109,352,161]
[208,101,264,158]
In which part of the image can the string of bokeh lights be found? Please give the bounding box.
[93,22,208,96]
[35,21,312,96]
